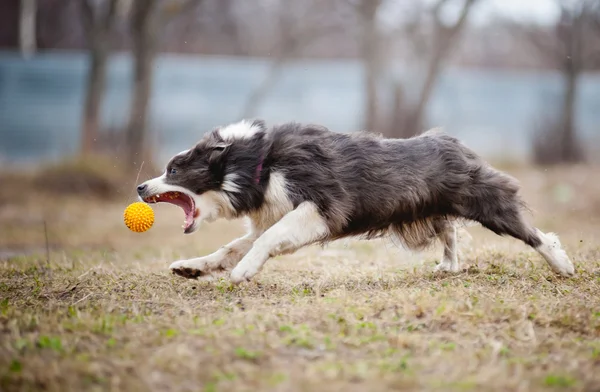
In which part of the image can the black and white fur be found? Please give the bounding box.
[137,120,575,283]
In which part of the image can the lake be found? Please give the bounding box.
[0,51,599,166]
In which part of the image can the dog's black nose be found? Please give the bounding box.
[137,184,148,194]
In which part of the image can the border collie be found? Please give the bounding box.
[136,120,575,283]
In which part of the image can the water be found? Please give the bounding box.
[0,51,599,166]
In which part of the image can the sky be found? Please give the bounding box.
[379,0,561,29]
[473,0,560,25]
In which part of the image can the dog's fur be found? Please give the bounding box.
[137,119,575,283]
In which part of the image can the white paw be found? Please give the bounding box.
[536,231,575,277]
[549,253,575,277]
[230,265,258,284]
[169,259,206,271]
[434,258,461,273]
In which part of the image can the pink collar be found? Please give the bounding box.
[254,155,264,184]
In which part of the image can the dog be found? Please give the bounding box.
[136,119,575,283]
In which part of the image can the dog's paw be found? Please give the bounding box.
[434,259,461,273]
[169,259,212,280]
[550,257,575,277]
[230,265,258,285]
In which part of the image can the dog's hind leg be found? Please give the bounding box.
[478,214,573,276]
[230,201,330,284]
[434,221,461,273]
[461,175,574,276]
[170,225,262,279]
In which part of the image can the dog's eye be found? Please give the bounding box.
[169,168,177,175]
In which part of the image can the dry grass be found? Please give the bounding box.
[1,166,599,392]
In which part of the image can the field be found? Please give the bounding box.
[1,165,599,391]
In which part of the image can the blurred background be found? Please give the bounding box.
[1,0,599,167]
[0,0,599,260]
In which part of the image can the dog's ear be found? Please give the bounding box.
[208,141,231,164]
[212,141,230,152]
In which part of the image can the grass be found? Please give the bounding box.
[1,165,599,391]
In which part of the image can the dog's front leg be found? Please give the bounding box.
[230,202,329,284]
[170,230,261,279]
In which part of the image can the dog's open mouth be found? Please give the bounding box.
[143,191,198,232]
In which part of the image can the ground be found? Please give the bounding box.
[0,166,599,392]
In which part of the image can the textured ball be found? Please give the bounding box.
[124,202,154,233]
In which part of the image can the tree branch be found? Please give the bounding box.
[102,0,118,30]
[241,13,342,118]
[80,0,119,43]
[407,0,480,133]
[80,0,96,37]
[436,0,479,38]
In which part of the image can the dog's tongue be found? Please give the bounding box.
[146,192,197,232]
[160,197,193,230]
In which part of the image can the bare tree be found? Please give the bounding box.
[387,0,481,138]
[80,0,119,156]
[526,0,600,164]
[241,0,348,118]
[407,0,479,135]
[125,0,202,170]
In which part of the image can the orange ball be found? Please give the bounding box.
[124,202,154,233]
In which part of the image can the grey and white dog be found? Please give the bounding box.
[137,120,575,283]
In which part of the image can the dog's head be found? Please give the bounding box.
[137,119,266,233]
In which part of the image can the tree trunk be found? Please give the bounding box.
[126,0,160,171]
[79,0,117,156]
[407,0,477,135]
[388,82,410,139]
[19,0,36,58]
[242,59,286,118]
[81,44,108,155]
[360,0,382,133]
[560,67,581,163]
[406,44,445,134]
